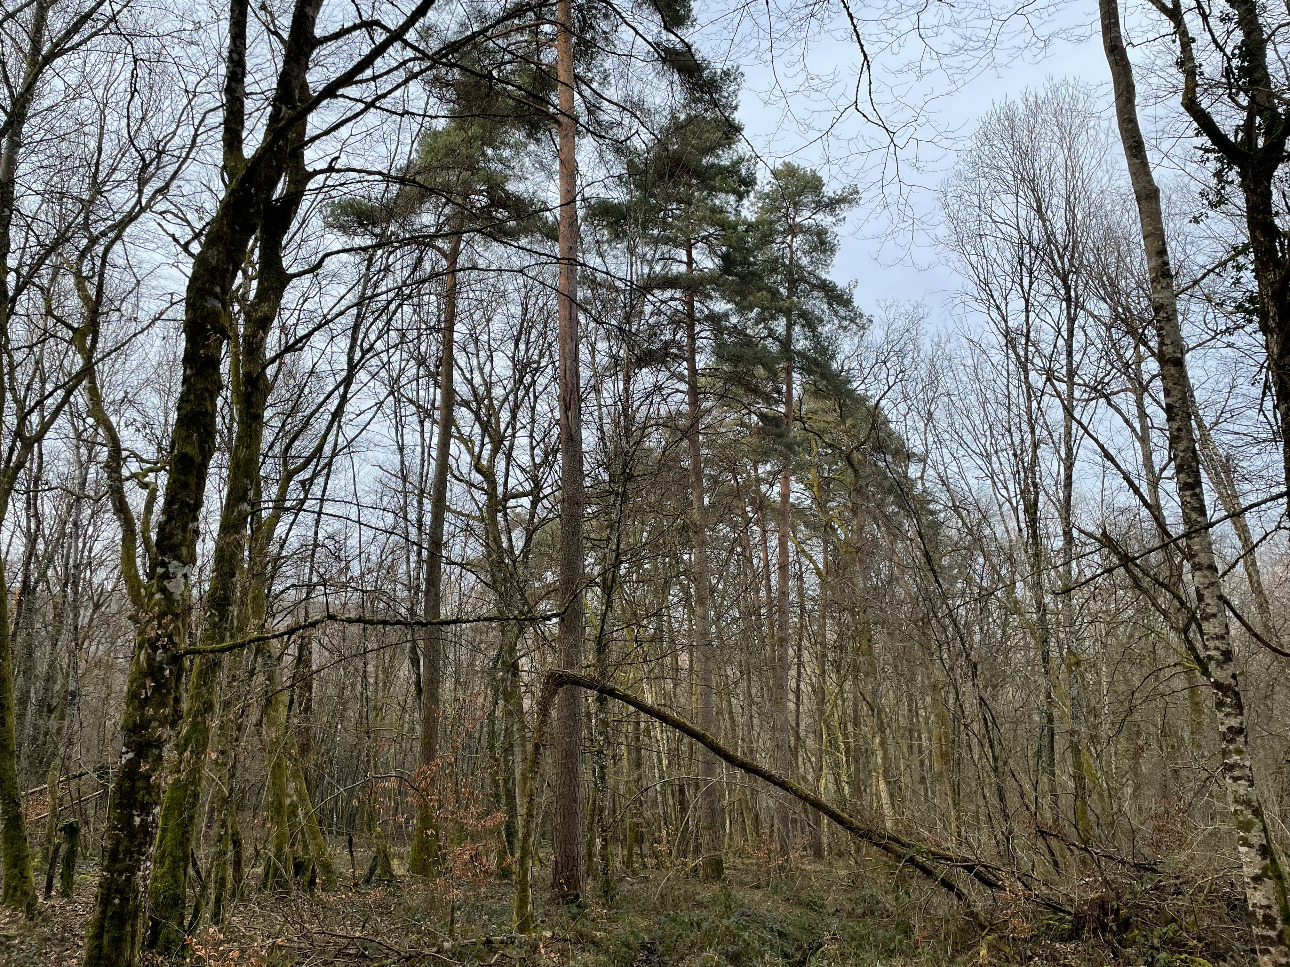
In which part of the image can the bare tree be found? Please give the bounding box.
[1099,0,1290,960]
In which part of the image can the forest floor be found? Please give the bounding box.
[0,855,1254,967]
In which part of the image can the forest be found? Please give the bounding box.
[2,0,1290,964]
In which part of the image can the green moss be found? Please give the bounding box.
[59,821,78,898]
[0,575,37,918]
[289,755,336,889]
[408,810,441,876]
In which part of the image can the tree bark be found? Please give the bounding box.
[143,110,304,951]
[684,239,723,881]
[0,0,52,918]
[774,239,796,857]
[81,0,326,957]
[551,0,585,904]
[1099,3,1290,961]
[410,225,463,874]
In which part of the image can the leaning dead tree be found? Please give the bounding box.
[512,669,1072,933]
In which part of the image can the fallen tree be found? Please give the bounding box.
[512,670,1072,932]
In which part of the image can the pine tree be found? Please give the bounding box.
[592,75,752,880]
[721,162,858,858]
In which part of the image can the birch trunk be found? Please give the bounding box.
[1099,3,1290,960]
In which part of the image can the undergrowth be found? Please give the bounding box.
[0,856,1258,966]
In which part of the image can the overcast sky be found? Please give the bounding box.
[715,3,1114,322]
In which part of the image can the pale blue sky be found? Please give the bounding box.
[720,4,1112,316]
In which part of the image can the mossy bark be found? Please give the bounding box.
[209,820,233,925]
[512,682,558,933]
[146,193,284,950]
[0,0,51,921]
[145,654,219,951]
[59,822,78,898]
[289,753,335,888]
[0,563,36,917]
[39,762,60,897]
[363,826,397,884]
[81,0,328,956]
[263,655,295,892]
[207,643,254,926]
[148,92,308,953]
[500,626,523,864]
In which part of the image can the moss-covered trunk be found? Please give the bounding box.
[81,0,325,955]
[0,0,51,919]
[145,97,303,954]
[0,562,35,916]
[208,645,255,925]
[263,653,295,891]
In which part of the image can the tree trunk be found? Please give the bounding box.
[1059,298,1092,844]
[144,133,296,951]
[207,644,255,926]
[410,225,463,875]
[1191,395,1277,642]
[551,0,585,904]
[81,0,328,955]
[1099,3,1290,960]
[774,240,796,857]
[684,240,723,881]
[262,650,295,891]
[0,559,36,917]
[0,0,52,919]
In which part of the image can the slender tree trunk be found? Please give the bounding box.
[292,633,315,791]
[1191,396,1276,640]
[0,560,36,917]
[13,487,49,789]
[500,619,523,862]
[811,543,828,858]
[1059,300,1092,843]
[262,650,295,890]
[208,643,253,926]
[477,457,525,867]
[0,0,52,918]
[683,240,723,880]
[551,0,585,902]
[253,481,335,894]
[410,226,463,874]
[1099,4,1290,960]
[774,242,796,857]
[1020,465,1058,823]
[930,673,957,842]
